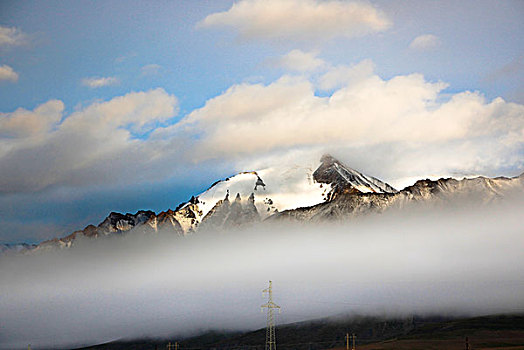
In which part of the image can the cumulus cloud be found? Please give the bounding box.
[0,100,63,139]
[0,25,27,47]
[2,60,524,196]
[198,0,391,42]
[82,76,119,88]
[177,63,524,181]
[0,64,19,82]
[318,59,374,90]
[274,50,326,72]
[409,34,441,50]
[0,89,179,193]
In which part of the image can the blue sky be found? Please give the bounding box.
[1,0,523,243]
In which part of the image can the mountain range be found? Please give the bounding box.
[2,154,523,254]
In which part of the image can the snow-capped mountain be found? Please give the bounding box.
[181,154,397,222]
[7,154,523,254]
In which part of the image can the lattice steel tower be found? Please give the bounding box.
[261,280,280,350]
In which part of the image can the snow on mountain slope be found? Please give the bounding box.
[180,154,397,227]
[187,165,331,221]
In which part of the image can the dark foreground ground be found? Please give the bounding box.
[74,314,524,350]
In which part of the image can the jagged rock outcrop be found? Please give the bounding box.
[242,192,261,223]
[199,192,261,231]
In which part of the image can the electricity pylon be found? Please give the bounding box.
[261,280,280,350]
[345,333,356,350]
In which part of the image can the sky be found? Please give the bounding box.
[1,0,523,243]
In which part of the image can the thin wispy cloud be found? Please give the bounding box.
[0,25,28,47]
[409,34,441,50]
[484,55,524,83]
[141,63,163,77]
[0,64,19,82]
[198,0,391,42]
[81,76,119,88]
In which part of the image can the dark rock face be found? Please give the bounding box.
[98,211,156,233]
[273,174,523,222]
[313,154,397,195]
[255,176,266,190]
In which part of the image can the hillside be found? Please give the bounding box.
[73,314,524,350]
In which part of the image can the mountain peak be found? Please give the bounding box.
[319,153,339,165]
[314,154,397,194]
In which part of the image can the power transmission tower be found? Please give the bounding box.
[345,333,356,350]
[261,280,280,350]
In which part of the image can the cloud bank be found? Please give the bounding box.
[2,61,523,195]
[0,89,179,193]
[1,202,523,349]
[198,0,391,42]
[178,62,524,181]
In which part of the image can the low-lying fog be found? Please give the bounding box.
[1,201,523,349]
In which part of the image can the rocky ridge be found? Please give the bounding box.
[8,155,524,254]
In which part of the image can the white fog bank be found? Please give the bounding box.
[1,201,523,349]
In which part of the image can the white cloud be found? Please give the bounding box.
[198,0,391,42]
[318,59,374,90]
[176,65,524,181]
[409,34,441,50]
[0,89,179,193]
[0,64,18,82]
[0,100,63,138]
[0,26,27,47]
[2,64,523,195]
[275,50,326,72]
[141,64,163,77]
[81,76,119,88]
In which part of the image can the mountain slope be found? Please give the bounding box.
[273,173,523,222]
[8,154,523,253]
[74,314,524,350]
